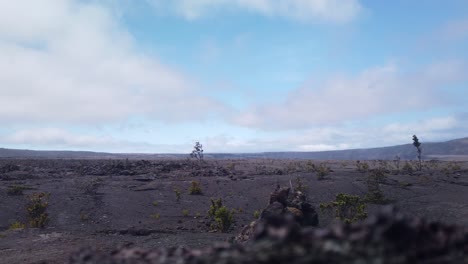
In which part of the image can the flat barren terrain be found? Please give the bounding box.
[0,158,467,263]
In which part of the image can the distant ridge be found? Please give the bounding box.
[239,137,468,160]
[0,137,467,160]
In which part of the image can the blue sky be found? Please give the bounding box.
[0,0,467,153]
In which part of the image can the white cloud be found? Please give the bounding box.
[148,0,364,23]
[0,0,228,125]
[233,62,467,130]
[2,114,465,153]
[0,127,191,153]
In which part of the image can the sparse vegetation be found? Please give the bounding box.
[294,177,308,192]
[402,161,414,175]
[356,160,370,172]
[26,192,50,228]
[443,162,462,176]
[364,168,387,204]
[173,188,181,202]
[80,178,102,195]
[208,198,234,232]
[320,193,367,224]
[253,210,261,219]
[151,213,160,220]
[182,209,190,217]
[152,201,158,207]
[306,160,316,172]
[316,163,331,180]
[9,221,25,230]
[188,180,203,195]
[227,162,236,171]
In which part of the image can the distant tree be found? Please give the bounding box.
[412,135,422,171]
[190,141,204,161]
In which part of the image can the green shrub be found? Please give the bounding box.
[26,192,50,228]
[402,161,414,174]
[356,160,370,172]
[208,198,234,232]
[182,209,190,217]
[151,213,160,220]
[253,210,261,219]
[9,221,25,230]
[306,161,316,172]
[320,193,367,224]
[294,177,308,192]
[152,201,158,207]
[441,162,461,176]
[316,163,331,180]
[173,188,181,202]
[364,168,387,204]
[188,181,203,195]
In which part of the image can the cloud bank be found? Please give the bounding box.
[234,62,467,130]
[148,0,364,23]
[0,0,228,125]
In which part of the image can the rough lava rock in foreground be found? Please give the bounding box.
[70,186,467,264]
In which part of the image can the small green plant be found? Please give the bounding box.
[356,160,370,172]
[402,161,414,174]
[195,212,202,218]
[320,193,367,224]
[188,181,203,195]
[151,213,161,220]
[306,160,316,172]
[182,209,190,217]
[26,192,50,228]
[9,221,25,230]
[173,188,181,202]
[446,162,462,174]
[294,177,308,192]
[253,210,261,219]
[208,198,234,232]
[364,168,387,204]
[152,201,158,207]
[316,163,331,180]
[80,178,102,195]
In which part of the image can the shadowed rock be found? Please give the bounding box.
[69,207,467,264]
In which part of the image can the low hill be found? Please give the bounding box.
[0,137,467,160]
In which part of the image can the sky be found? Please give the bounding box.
[0,0,467,153]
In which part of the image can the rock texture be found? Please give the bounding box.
[69,187,467,264]
[236,185,319,243]
[70,207,467,264]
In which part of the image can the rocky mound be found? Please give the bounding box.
[69,186,467,264]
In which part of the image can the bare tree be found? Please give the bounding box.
[190,141,204,161]
[412,135,422,171]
